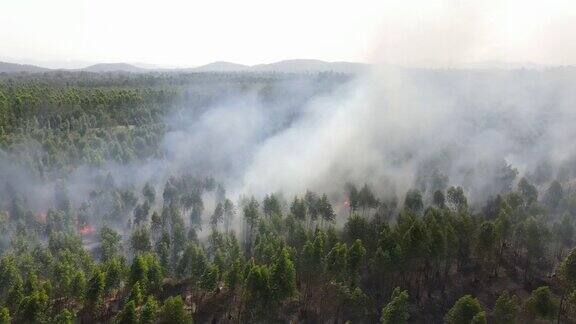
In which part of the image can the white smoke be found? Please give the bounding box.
[5,0,576,220]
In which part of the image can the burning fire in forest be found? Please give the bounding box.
[79,224,94,235]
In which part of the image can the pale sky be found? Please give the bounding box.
[1,0,576,68]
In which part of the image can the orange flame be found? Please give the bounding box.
[79,225,94,235]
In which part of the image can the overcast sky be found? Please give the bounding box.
[1,0,576,68]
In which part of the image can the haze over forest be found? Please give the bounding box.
[2,1,576,323]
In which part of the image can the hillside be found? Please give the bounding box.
[0,61,50,73]
[190,61,249,72]
[251,59,367,73]
[80,63,147,73]
[191,59,368,73]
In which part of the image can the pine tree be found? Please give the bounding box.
[104,257,124,293]
[318,194,335,223]
[70,271,86,302]
[404,189,423,214]
[447,186,468,212]
[130,255,149,287]
[145,254,164,293]
[471,312,487,324]
[433,190,446,208]
[271,248,296,301]
[54,308,74,324]
[381,288,409,324]
[118,300,138,324]
[160,296,192,324]
[348,239,366,282]
[140,295,160,324]
[243,197,260,251]
[86,269,105,306]
[17,289,49,323]
[100,225,122,261]
[200,264,219,293]
[263,194,282,218]
[557,249,576,322]
[493,291,519,324]
[131,227,152,254]
[0,307,10,324]
[129,282,144,306]
[445,295,484,324]
[327,243,348,282]
[525,286,556,320]
[290,197,306,221]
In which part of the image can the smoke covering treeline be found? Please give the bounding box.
[1,67,576,322]
[0,71,348,211]
[2,68,576,217]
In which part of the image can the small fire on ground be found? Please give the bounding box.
[79,224,94,235]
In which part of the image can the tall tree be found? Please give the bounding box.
[118,300,138,324]
[433,190,446,208]
[544,180,563,212]
[318,194,336,224]
[447,186,468,212]
[131,227,152,254]
[243,197,260,252]
[359,184,378,216]
[381,288,409,324]
[492,291,519,324]
[517,178,538,206]
[346,183,360,215]
[140,295,160,324]
[160,296,192,324]
[404,189,423,214]
[525,286,556,320]
[475,222,497,278]
[100,225,122,261]
[210,202,224,228]
[143,182,156,204]
[223,199,235,233]
[263,194,282,218]
[270,248,296,301]
[86,269,105,307]
[54,308,74,324]
[290,197,306,221]
[348,239,366,283]
[557,248,576,323]
[0,307,9,324]
[445,295,484,324]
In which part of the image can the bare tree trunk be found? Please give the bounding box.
[558,293,565,324]
[524,257,531,283]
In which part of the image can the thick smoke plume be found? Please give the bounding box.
[170,68,576,208]
[3,1,576,226]
[3,67,576,221]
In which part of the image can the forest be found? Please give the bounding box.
[1,69,576,324]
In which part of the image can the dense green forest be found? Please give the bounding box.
[0,72,347,176]
[1,71,576,324]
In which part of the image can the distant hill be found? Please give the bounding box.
[1,59,564,75]
[455,61,548,70]
[0,61,50,73]
[191,59,367,73]
[251,59,367,73]
[80,63,146,73]
[1,59,366,74]
[190,61,249,72]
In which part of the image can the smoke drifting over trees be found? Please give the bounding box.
[140,66,576,210]
[2,65,576,220]
[2,13,576,321]
[1,65,576,322]
[237,67,576,201]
